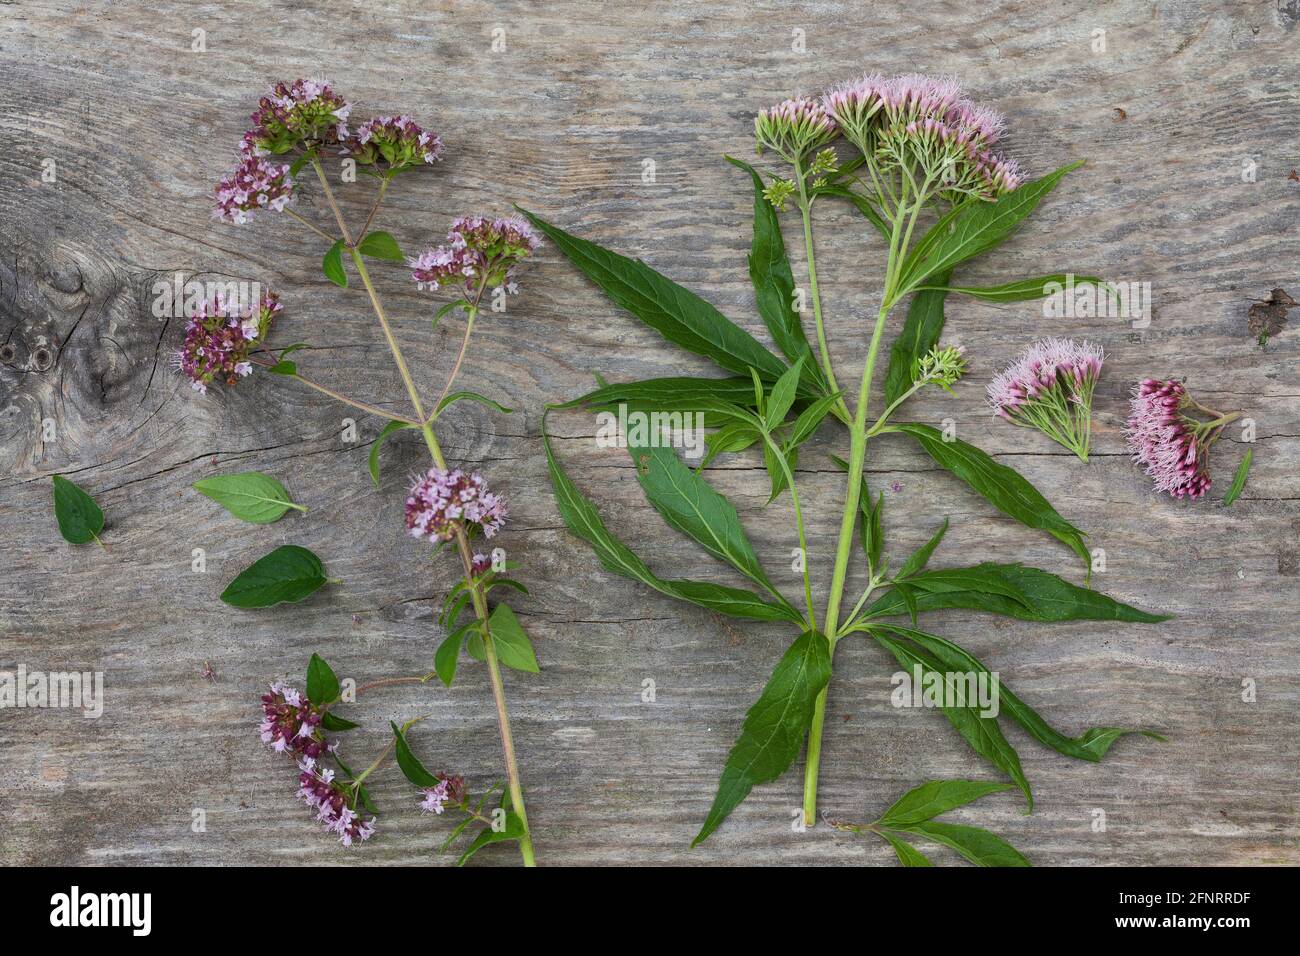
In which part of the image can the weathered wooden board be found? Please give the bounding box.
[1,0,1297,866]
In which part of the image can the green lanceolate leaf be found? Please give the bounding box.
[936,274,1106,303]
[894,518,949,582]
[879,829,934,866]
[1223,449,1252,506]
[898,160,1086,294]
[517,207,791,383]
[433,391,513,421]
[627,442,778,594]
[543,423,802,624]
[322,239,347,287]
[700,421,763,470]
[51,476,104,545]
[321,711,359,731]
[693,630,832,846]
[390,720,441,788]
[784,392,842,452]
[874,632,1032,809]
[193,471,306,524]
[726,156,826,392]
[369,420,418,487]
[862,562,1169,623]
[306,653,340,705]
[267,361,297,375]
[764,356,805,429]
[878,779,1014,827]
[434,622,473,687]
[883,274,951,406]
[896,820,1030,867]
[876,623,1163,763]
[457,811,526,866]
[554,376,761,413]
[220,545,330,608]
[889,423,1090,571]
[357,230,404,261]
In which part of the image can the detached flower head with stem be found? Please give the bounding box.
[1125,378,1239,499]
[987,338,1103,461]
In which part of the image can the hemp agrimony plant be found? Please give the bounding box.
[526,73,1168,861]
[194,79,542,864]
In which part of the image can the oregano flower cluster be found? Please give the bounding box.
[193,78,542,865]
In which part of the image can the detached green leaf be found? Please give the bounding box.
[369,421,418,487]
[51,476,104,545]
[433,391,513,420]
[864,562,1168,623]
[1223,449,1252,506]
[322,239,347,287]
[693,630,832,846]
[220,545,330,608]
[306,653,340,705]
[517,207,791,384]
[897,820,1030,867]
[543,424,801,624]
[193,471,306,524]
[357,230,404,261]
[879,779,1014,828]
[889,423,1089,571]
[390,720,441,788]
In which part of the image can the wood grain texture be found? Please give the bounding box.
[1,0,1297,866]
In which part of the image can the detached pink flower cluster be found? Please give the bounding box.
[409,214,542,297]
[987,338,1103,461]
[343,115,443,169]
[297,757,376,847]
[418,773,467,815]
[405,467,508,542]
[213,154,293,224]
[174,293,280,394]
[1125,378,1235,499]
[820,73,1023,198]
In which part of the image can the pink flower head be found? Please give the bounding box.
[406,467,507,542]
[1125,379,1235,500]
[409,214,542,297]
[988,338,1104,461]
[259,680,330,759]
[174,292,281,394]
[418,773,466,815]
[241,78,350,156]
[296,757,376,847]
[213,154,294,224]
[342,114,443,169]
[754,96,839,158]
[822,71,1022,200]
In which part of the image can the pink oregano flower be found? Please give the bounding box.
[240,78,351,156]
[342,115,443,169]
[173,292,280,394]
[213,154,294,224]
[1125,378,1240,499]
[406,467,508,542]
[418,773,467,815]
[409,214,542,297]
[988,338,1103,461]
